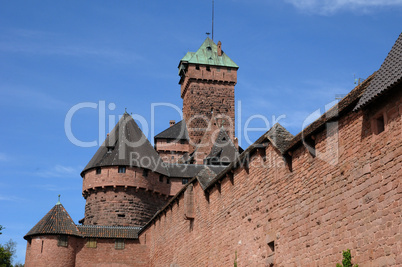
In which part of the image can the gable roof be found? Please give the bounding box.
[179,37,238,69]
[24,203,80,240]
[154,120,189,140]
[82,113,168,176]
[354,33,402,111]
[205,128,240,164]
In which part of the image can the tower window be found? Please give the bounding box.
[115,239,125,250]
[143,169,149,178]
[182,178,189,185]
[227,67,231,73]
[166,178,170,184]
[86,238,97,248]
[374,114,385,135]
[118,166,126,173]
[216,66,221,72]
[96,168,101,175]
[206,66,211,71]
[195,65,200,70]
[159,175,164,182]
[58,235,68,247]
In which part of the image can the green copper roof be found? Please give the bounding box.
[180,38,238,68]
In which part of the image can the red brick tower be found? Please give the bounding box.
[178,38,238,153]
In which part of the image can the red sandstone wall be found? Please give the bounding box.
[25,235,76,267]
[75,238,149,267]
[141,88,402,266]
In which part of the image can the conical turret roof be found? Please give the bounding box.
[82,113,168,176]
[24,202,80,240]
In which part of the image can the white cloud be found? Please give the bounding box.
[0,195,25,202]
[35,164,80,178]
[0,152,8,162]
[284,0,402,14]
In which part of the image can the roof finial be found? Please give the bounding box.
[124,107,128,114]
[56,194,61,205]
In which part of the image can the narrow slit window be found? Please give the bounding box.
[96,167,101,175]
[143,169,148,178]
[159,175,164,182]
[375,115,385,134]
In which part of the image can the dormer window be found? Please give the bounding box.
[96,168,101,175]
[107,147,113,153]
[118,166,126,173]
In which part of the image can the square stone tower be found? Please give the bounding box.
[178,38,238,151]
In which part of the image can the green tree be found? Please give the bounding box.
[336,249,358,267]
[0,225,20,267]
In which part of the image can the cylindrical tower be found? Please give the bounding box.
[81,113,171,226]
[24,202,80,267]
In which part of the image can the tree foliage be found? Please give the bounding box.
[0,225,22,267]
[336,249,358,267]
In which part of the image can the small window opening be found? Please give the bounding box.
[143,169,148,177]
[159,175,164,182]
[41,240,43,253]
[107,147,113,153]
[171,156,174,160]
[182,178,189,185]
[195,65,200,70]
[166,178,170,184]
[167,139,172,143]
[268,241,275,253]
[115,239,125,250]
[180,140,185,144]
[206,66,211,71]
[227,67,231,73]
[86,238,97,248]
[216,67,221,72]
[117,214,125,218]
[118,166,126,173]
[58,235,68,247]
[374,115,385,134]
[96,168,101,175]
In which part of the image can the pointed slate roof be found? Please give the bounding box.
[154,120,189,140]
[179,37,238,69]
[355,33,402,111]
[266,123,294,154]
[24,203,80,240]
[205,128,240,165]
[82,113,168,176]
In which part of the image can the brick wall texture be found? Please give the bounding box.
[140,87,401,266]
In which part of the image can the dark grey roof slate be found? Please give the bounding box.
[82,113,168,176]
[166,163,226,178]
[355,33,402,111]
[77,225,140,239]
[195,166,218,190]
[205,128,240,164]
[154,120,189,140]
[265,123,294,154]
[24,203,81,240]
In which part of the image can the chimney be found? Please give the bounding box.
[217,41,222,56]
[169,120,175,127]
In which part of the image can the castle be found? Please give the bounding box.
[24,34,401,266]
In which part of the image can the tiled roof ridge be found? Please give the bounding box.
[154,120,189,140]
[354,32,402,111]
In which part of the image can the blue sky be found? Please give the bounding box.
[0,0,401,264]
